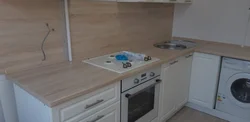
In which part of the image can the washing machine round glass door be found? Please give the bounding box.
[226,73,250,108]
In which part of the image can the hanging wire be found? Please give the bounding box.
[41,23,55,61]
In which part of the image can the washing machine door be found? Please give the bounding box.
[226,73,250,108]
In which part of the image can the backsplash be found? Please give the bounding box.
[69,1,174,60]
[0,0,66,73]
[0,0,174,73]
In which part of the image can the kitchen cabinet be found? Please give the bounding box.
[159,53,193,122]
[14,82,120,122]
[69,102,120,122]
[189,52,221,109]
[175,53,193,110]
[0,75,18,122]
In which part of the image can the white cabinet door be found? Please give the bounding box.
[189,53,221,109]
[159,54,193,122]
[159,58,182,122]
[175,54,193,110]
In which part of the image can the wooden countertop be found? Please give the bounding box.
[7,39,250,107]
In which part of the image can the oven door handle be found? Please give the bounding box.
[125,79,162,99]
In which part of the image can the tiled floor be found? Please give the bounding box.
[167,107,228,122]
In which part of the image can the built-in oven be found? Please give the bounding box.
[121,67,161,122]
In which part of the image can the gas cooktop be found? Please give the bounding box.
[83,51,160,73]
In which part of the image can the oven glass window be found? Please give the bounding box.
[231,78,250,103]
[128,86,155,122]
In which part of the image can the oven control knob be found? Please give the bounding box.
[134,78,140,84]
[150,72,155,77]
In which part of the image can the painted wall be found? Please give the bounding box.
[173,0,250,46]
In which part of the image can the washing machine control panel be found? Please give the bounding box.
[223,57,250,72]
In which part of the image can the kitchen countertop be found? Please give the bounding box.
[7,38,250,107]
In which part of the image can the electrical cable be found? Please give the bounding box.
[41,23,54,61]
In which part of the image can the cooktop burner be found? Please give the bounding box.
[83,51,160,73]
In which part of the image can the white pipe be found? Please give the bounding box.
[64,0,73,61]
[243,8,250,47]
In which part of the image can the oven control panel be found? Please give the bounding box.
[121,67,161,92]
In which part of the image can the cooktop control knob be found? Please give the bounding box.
[150,72,155,77]
[134,78,140,84]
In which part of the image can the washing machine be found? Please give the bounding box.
[216,57,250,121]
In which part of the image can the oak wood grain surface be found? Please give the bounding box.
[69,1,174,61]
[0,0,66,74]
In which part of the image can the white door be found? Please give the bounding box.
[159,58,182,122]
[175,54,193,110]
[189,53,221,109]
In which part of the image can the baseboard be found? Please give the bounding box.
[186,102,248,122]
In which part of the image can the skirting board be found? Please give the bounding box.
[186,102,248,122]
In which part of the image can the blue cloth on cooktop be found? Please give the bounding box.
[115,55,128,61]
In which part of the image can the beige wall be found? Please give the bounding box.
[0,0,175,73]
[0,0,66,73]
[69,1,175,60]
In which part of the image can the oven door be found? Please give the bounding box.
[121,77,161,122]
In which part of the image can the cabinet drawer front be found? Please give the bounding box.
[60,85,118,121]
[66,102,120,122]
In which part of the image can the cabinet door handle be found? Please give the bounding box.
[169,0,177,1]
[170,60,178,65]
[87,115,105,122]
[185,54,193,58]
[85,99,104,109]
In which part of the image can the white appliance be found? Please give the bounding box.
[0,75,18,122]
[83,51,159,73]
[121,67,161,122]
[216,57,250,121]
